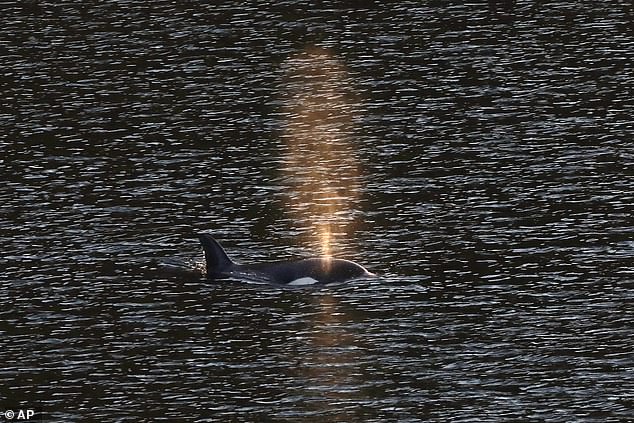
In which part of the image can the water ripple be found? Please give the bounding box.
[2,1,633,421]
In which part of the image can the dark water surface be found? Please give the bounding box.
[2,1,633,422]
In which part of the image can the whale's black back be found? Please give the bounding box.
[243,258,368,284]
[198,233,372,284]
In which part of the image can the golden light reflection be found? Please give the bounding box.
[281,46,362,259]
[301,293,363,421]
[280,49,366,415]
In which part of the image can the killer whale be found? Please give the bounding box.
[198,233,373,285]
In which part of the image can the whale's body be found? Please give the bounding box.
[198,234,373,285]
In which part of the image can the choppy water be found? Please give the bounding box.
[2,1,633,422]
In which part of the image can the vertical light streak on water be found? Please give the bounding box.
[281,47,363,260]
[280,47,366,414]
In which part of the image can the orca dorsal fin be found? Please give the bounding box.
[197,234,234,273]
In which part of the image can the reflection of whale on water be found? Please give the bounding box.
[198,233,374,286]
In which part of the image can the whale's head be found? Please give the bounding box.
[312,258,374,284]
[331,258,373,277]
